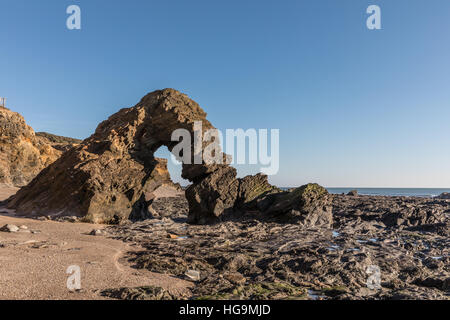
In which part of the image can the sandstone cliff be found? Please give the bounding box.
[0,106,77,187]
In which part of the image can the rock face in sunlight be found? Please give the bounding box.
[256,183,333,227]
[8,89,217,223]
[8,89,332,225]
[0,106,78,187]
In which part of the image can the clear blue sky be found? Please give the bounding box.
[1,0,449,187]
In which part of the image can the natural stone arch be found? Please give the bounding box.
[8,89,332,226]
[7,89,228,223]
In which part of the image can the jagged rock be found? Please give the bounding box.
[186,166,240,224]
[35,132,81,152]
[8,148,173,223]
[0,106,69,187]
[185,269,201,281]
[436,192,450,200]
[8,89,331,225]
[89,229,104,236]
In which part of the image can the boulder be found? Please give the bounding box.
[186,166,240,224]
[347,190,358,196]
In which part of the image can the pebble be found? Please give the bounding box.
[0,224,19,233]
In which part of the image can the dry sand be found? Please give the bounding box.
[0,185,192,300]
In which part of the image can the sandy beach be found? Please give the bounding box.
[0,186,191,300]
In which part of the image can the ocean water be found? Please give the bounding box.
[280,187,449,198]
[326,188,450,198]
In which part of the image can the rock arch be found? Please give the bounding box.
[8,89,332,226]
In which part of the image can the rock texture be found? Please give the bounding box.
[8,89,331,225]
[0,106,77,187]
[257,184,333,227]
[436,192,450,200]
[332,194,449,234]
[35,132,81,152]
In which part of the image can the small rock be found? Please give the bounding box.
[224,272,246,285]
[0,224,20,233]
[185,269,201,281]
[347,190,358,196]
[19,225,28,230]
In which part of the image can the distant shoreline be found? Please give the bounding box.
[277,187,450,198]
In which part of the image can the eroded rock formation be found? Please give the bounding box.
[0,106,77,187]
[35,132,82,152]
[8,89,332,226]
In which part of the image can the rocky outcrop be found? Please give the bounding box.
[0,106,75,187]
[8,89,214,223]
[436,192,450,200]
[258,184,333,227]
[185,166,240,224]
[8,89,332,225]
